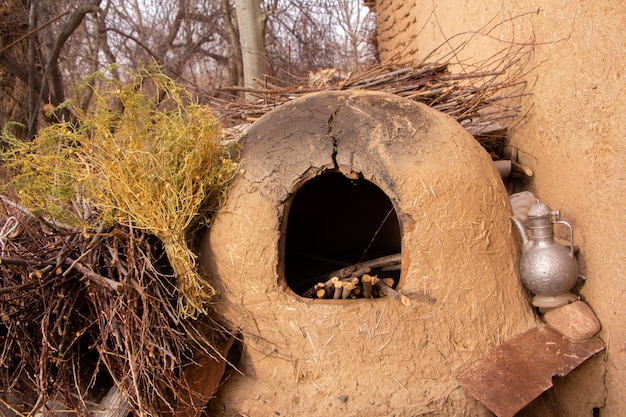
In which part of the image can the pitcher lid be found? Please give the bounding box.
[527,202,552,217]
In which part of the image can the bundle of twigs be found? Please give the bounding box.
[212,44,531,161]
[0,197,230,416]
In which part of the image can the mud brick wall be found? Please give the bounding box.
[369,1,626,416]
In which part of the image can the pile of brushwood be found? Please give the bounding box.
[212,43,532,163]
[0,200,233,416]
[0,66,238,416]
[0,45,532,416]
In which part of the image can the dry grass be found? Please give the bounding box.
[2,65,238,319]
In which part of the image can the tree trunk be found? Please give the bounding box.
[234,0,268,97]
[221,0,243,88]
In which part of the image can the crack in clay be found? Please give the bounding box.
[327,104,344,169]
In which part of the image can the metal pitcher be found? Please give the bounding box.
[511,202,579,308]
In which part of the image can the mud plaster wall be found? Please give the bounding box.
[373,1,625,416]
[200,91,537,416]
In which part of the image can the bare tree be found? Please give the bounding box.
[0,0,101,136]
[221,0,244,87]
[331,0,376,69]
[265,2,338,81]
[234,0,269,94]
[263,0,376,83]
[0,0,376,135]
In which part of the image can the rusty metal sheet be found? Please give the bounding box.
[457,326,605,417]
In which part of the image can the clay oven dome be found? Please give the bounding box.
[199,91,536,416]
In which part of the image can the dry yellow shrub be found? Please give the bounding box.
[2,65,238,318]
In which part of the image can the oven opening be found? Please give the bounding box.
[283,171,402,299]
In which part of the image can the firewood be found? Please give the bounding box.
[302,281,326,298]
[324,276,340,287]
[341,282,355,299]
[362,274,374,299]
[333,281,343,299]
[383,278,395,287]
[493,160,512,177]
[312,254,401,282]
[316,288,326,298]
[374,278,411,307]
[511,161,534,177]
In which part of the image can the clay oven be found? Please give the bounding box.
[199,90,537,416]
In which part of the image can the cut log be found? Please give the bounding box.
[341,282,355,299]
[324,276,339,287]
[511,161,534,177]
[333,281,343,299]
[302,282,326,298]
[362,274,373,299]
[373,278,411,307]
[312,254,401,283]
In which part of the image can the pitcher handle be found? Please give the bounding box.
[555,220,575,258]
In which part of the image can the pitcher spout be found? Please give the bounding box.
[510,216,530,248]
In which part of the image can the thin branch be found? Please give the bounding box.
[0,11,69,55]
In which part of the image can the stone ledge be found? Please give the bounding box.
[543,300,601,341]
